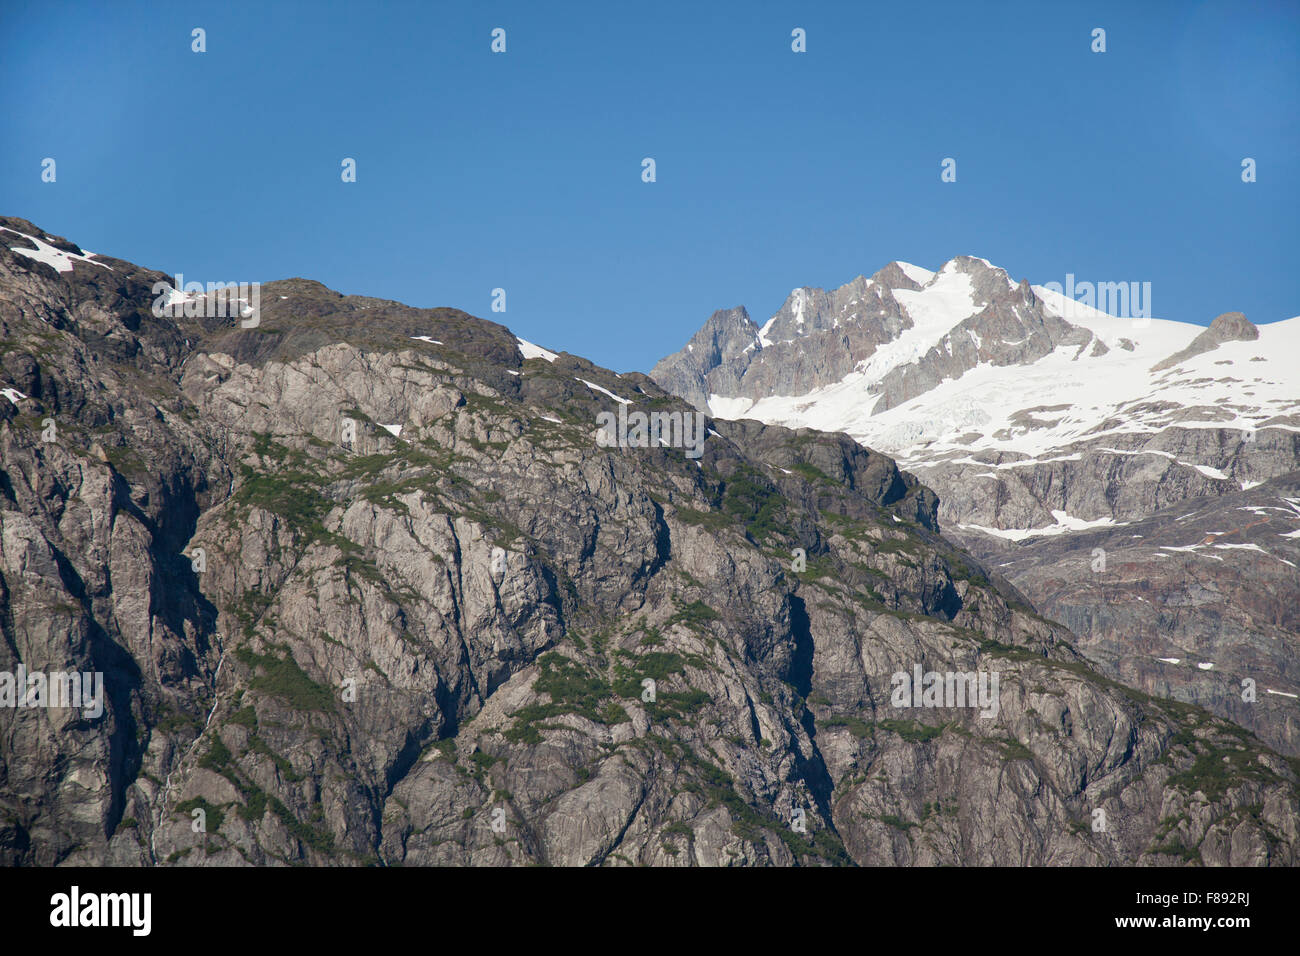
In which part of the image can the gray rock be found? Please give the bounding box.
[2,219,1296,867]
[1152,312,1259,372]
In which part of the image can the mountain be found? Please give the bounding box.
[652,257,1300,757]
[991,472,1300,757]
[3,216,1298,866]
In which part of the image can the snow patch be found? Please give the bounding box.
[708,394,755,420]
[5,230,114,274]
[790,289,807,327]
[959,510,1124,542]
[577,378,632,405]
[897,261,935,286]
[1159,544,1224,561]
[517,337,558,362]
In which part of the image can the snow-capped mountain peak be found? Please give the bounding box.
[651,256,1300,544]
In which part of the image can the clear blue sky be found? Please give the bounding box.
[2,0,1296,372]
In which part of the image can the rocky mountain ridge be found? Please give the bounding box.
[3,217,1298,866]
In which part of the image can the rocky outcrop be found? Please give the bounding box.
[1151,312,1259,372]
[649,306,758,411]
[915,427,1299,530]
[3,217,1297,867]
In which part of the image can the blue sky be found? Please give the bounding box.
[2,0,1297,372]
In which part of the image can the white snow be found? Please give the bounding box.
[4,229,114,274]
[379,424,403,437]
[897,261,935,286]
[959,510,1124,542]
[1,387,26,406]
[410,335,443,345]
[708,394,755,420]
[867,268,979,386]
[790,289,807,327]
[516,337,558,362]
[1098,447,1173,460]
[1158,544,1224,561]
[577,378,632,405]
[156,285,199,310]
[538,415,563,424]
[707,286,1300,484]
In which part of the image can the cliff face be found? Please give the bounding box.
[984,472,1300,758]
[3,217,1297,867]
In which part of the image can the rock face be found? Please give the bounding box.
[652,257,1100,416]
[3,217,1299,867]
[651,306,759,411]
[1151,312,1260,372]
[652,257,1300,761]
[983,473,1300,758]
